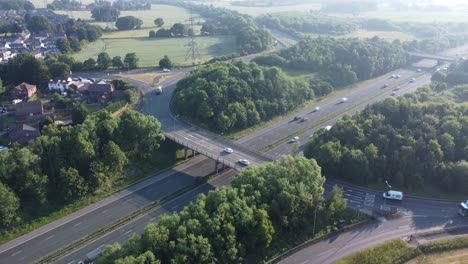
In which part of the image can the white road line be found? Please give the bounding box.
[45,235,55,241]
[171,205,178,210]
[300,261,309,264]
[73,222,81,227]
[67,261,74,264]
[101,210,108,214]
[398,225,411,229]
[124,230,132,235]
[11,250,22,256]
[318,248,336,257]
[149,217,156,222]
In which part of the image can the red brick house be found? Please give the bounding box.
[88,82,115,103]
[9,123,41,145]
[11,82,37,99]
[15,100,43,123]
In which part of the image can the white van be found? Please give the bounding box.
[383,190,403,201]
[155,86,162,95]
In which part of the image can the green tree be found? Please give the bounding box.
[48,62,71,79]
[325,185,347,222]
[154,18,164,27]
[83,58,97,70]
[112,56,124,69]
[71,103,89,125]
[115,16,143,30]
[148,30,156,38]
[26,15,51,33]
[68,37,82,52]
[56,37,71,53]
[170,23,187,36]
[101,140,128,176]
[159,55,172,69]
[124,53,139,69]
[57,167,88,202]
[0,182,20,228]
[6,52,50,85]
[0,79,5,96]
[97,52,112,70]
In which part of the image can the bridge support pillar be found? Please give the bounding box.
[184,147,189,160]
[215,160,220,174]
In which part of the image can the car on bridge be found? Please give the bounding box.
[238,159,250,166]
[223,148,233,154]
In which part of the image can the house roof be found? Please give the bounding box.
[13,82,37,93]
[22,123,37,132]
[15,100,43,116]
[88,83,114,93]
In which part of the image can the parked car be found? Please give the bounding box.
[238,159,250,166]
[289,136,299,143]
[223,147,233,154]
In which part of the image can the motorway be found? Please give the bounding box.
[2,37,468,264]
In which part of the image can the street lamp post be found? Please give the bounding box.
[384,180,392,208]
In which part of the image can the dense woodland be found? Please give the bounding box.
[304,62,468,193]
[155,0,272,55]
[0,0,34,10]
[172,61,312,132]
[94,156,350,264]
[254,37,407,88]
[0,110,164,228]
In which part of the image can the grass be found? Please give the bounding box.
[336,239,414,264]
[85,104,104,113]
[0,140,186,245]
[331,9,468,23]
[407,248,468,264]
[118,72,173,86]
[72,35,239,67]
[343,29,416,41]
[209,2,322,17]
[0,115,16,129]
[55,4,199,29]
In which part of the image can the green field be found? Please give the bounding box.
[72,35,239,67]
[55,4,199,29]
[210,2,322,17]
[332,9,468,23]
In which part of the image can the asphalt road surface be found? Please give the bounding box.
[0,156,218,263]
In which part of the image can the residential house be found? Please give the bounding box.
[32,50,44,59]
[9,123,41,145]
[9,42,28,53]
[34,32,50,42]
[11,82,37,99]
[48,77,73,92]
[28,39,45,50]
[0,50,12,61]
[88,82,115,103]
[15,100,43,123]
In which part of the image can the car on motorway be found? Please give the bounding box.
[162,68,171,72]
[409,78,416,83]
[300,117,309,122]
[289,136,299,143]
[393,86,401,91]
[383,84,389,88]
[390,74,396,78]
[309,133,314,138]
[395,74,401,79]
[293,116,300,121]
[417,68,422,72]
[223,147,233,154]
[238,159,250,166]
[340,97,349,103]
[313,106,320,112]
[391,91,397,96]
[383,190,403,200]
[325,125,332,130]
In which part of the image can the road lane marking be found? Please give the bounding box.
[300,261,309,264]
[73,222,81,227]
[11,250,22,256]
[171,205,178,210]
[149,217,156,222]
[318,248,336,257]
[124,230,132,235]
[45,235,55,241]
[398,225,411,229]
[101,210,108,214]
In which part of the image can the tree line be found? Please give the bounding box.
[0,110,164,228]
[253,37,408,92]
[154,0,272,55]
[94,156,350,264]
[172,61,313,132]
[0,0,34,10]
[304,82,468,193]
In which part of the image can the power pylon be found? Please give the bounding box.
[185,9,201,62]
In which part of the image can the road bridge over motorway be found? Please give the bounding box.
[407,51,458,61]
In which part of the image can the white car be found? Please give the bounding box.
[391,91,397,96]
[390,74,396,78]
[409,78,416,83]
[417,68,422,72]
[223,148,233,154]
[314,106,320,112]
[396,74,401,78]
[393,86,401,91]
[325,125,332,130]
[238,159,250,166]
[162,68,171,72]
[289,136,299,143]
[340,97,348,103]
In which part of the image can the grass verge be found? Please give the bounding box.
[0,141,186,245]
[336,239,414,264]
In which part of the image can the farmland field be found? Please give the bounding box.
[55,4,199,29]
[209,2,321,17]
[330,9,468,23]
[343,30,416,41]
[72,35,239,67]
